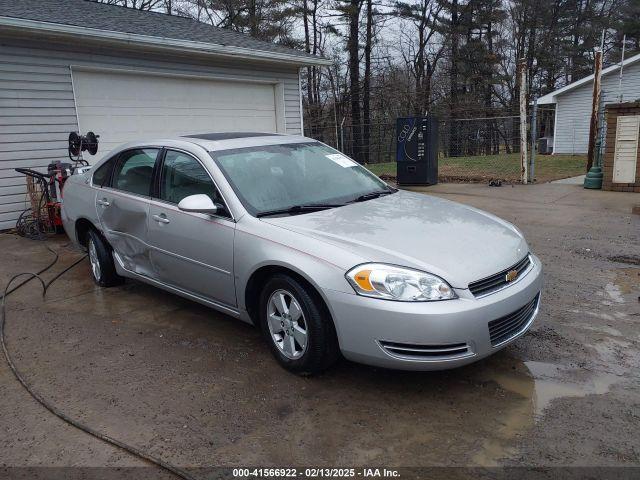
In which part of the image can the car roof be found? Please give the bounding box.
[178,132,314,151]
[183,132,281,141]
[99,133,317,160]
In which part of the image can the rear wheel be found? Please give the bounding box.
[87,229,123,287]
[259,274,339,375]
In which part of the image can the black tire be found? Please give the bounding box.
[259,274,339,375]
[87,229,124,287]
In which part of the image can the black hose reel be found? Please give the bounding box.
[68,131,99,164]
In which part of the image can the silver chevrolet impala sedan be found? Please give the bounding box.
[62,132,542,375]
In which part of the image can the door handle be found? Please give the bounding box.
[152,214,170,224]
[97,199,110,207]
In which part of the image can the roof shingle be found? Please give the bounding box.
[0,0,323,63]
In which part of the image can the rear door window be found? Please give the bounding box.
[111,149,159,196]
[92,158,115,187]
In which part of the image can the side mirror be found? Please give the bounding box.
[177,194,219,214]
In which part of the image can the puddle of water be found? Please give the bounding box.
[472,363,533,466]
[604,283,625,304]
[473,360,621,466]
[490,361,621,419]
[601,267,639,305]
[613,267,640,295]
[524,361,619,415]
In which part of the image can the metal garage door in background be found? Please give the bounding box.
[72,69,280,160]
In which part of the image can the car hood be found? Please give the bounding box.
[262,190,529,288]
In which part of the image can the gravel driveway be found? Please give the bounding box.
[1,182,638,477]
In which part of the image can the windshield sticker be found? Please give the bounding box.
[326,153,357,168]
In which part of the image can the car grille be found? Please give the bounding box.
[468,255,531,297]
[488,293,539,346]
[379,340,471,359]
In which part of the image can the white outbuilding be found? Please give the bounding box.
[537,52,640,155]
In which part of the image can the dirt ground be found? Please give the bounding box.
[0,182,638,477]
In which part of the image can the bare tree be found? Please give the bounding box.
[362,0,373,163]
[339,0,364,161]
[97,0,166,10]
[397,0,445,115]
[100,0,630,163]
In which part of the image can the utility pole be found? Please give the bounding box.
[530,98,538,183]
[518,59,528,184]
[586,48,603,172]
[618,34,626,102]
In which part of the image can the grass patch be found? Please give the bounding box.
[365,153,587,183]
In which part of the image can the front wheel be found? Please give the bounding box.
[259,274,339,375]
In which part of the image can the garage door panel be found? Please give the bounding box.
[75,112,277,130]
[76,76,275,108]
[73,70,278,161]
[76,106,276,118]
[76,94,277,111]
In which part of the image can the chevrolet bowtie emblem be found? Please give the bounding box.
[505,270,518,282]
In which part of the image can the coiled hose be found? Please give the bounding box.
[0,243,197,480]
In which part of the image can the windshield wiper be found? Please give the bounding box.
[256,203,344,218]
[352,187,397,203]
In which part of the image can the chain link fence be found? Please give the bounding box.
[304,108,587,183]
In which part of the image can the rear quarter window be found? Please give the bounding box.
[92,159,115,187]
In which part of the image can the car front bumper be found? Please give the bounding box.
[323,254,543,370]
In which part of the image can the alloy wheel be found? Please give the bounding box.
[266,289,308,359]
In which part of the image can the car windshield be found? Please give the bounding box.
[211,142,393,216]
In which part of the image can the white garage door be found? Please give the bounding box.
[72,69,279,160]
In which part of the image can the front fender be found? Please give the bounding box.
[233,219,367,330]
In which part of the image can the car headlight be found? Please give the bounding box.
[345,263,456,301]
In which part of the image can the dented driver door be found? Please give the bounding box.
[95,148,160,277]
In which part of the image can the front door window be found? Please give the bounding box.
[160,150,229,217]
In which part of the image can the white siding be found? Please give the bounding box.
[0,36,303,230]
[553,61,640,154]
